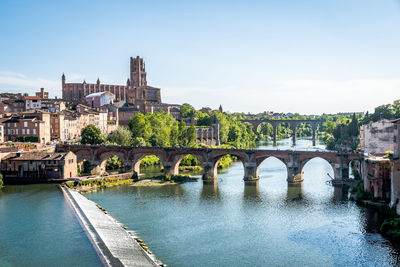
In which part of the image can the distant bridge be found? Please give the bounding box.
[241,119,324,146]
[57,145,360,184]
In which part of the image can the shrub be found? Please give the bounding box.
[0,174,3,187]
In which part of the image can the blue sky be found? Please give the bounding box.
[1,0,400,114]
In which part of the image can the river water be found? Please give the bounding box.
[0,138,399,266]
[85,138,400,266]
[0,184,102,267]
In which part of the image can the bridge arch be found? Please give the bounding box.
[132,153,165,176]
[170,153,204,175]
[256,156,289,180]
[98,150,129,175]
[299,157,336,182]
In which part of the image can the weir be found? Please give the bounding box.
[61,186,159,267]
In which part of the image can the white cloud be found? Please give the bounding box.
[0,70,60,97]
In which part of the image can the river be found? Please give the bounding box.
[0,138,399,266]
[0,184,102,267]
[84,138,400,266]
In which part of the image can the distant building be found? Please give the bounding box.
[35,88,49,99]
[337,112,365,116]
[85,91,114,108]
[1,151,77,183]
[200,107,212,115]
[24,96,42,110]
[0,98,25,113]
[360,119,394,155]
[62,56,180,120]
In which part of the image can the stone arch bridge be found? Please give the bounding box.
[241,119,324,146]
[56,145,361,184]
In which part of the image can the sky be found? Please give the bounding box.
[0,0,400,115]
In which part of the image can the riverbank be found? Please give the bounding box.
[61,186,160,267]
[66,173,199,193]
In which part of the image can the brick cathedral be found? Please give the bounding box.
[62,56,163,107]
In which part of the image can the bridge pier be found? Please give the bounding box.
[287,153,303,183]
[244,162,259,181]
[163,161,179,176]
[273,126,277,146]
[287,167,303,183]
[312,128,317,147]
[202,162,217,181]
[292,127,297,146]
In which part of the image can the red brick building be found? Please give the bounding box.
[1,151,77,183]
[62,56,161,104]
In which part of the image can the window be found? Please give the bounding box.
[68,159,74,164]
[24,121,28,127]
[22,129,25,135]
[27,129,30,135]
[15,129,18,135]
[14,123,16,127]
[33,129,36,135]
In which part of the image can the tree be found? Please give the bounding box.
[128,113,152,140]
[0,174,3,187]
[106,155,122,171]
[106,126,133,146]
[180,103,196,118]
[81,124,103,145]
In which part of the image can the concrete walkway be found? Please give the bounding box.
[62,187,159,267]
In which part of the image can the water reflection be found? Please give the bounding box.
[286,183,303,202]
[200,180,220,201]
[331,185,348,202]
[243,180,260,201]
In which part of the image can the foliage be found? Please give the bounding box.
[362,100,400,124]
[82,160,92,175]
[180,155,200,166]
[132,137,147,147]
[349,181,372,201]
[180,103,196,118]
[140,155,161,167]
[218,155,235,169]
[212,111,256,148]
[128,111,196,147]
[0,174,3,187]
[81,124,103,145]
[105,126,133,146]
[106,155,122,171]
[16,136,39,142]
[322,113,359,151]
[380,217,400,242]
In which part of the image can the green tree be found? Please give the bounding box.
[106,126,133,146]
[106,155,122,171]
[128,113,152,140]
[0,174,3,187]
[180,103,196,118]
[81,124,103,145]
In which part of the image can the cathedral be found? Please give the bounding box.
[62,56,162,105]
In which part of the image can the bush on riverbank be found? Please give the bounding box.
[150,174,199,183]
[380,217,400,242]
[0,174,3,187]
[349,181,372,201]
[66,177,133,191]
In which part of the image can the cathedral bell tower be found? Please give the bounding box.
[130,56,147,87]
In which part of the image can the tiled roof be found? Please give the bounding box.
[2,152,70,161]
